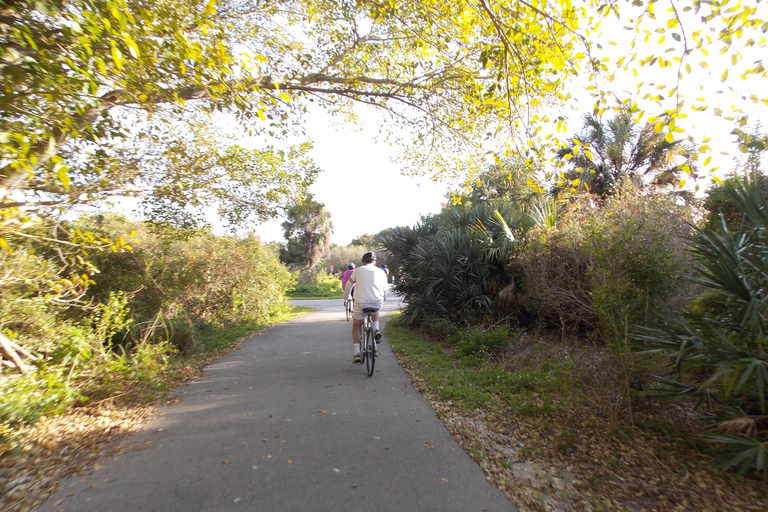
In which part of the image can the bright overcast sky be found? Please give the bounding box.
[251,109,451,246]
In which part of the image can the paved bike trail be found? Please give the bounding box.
[39,297,517,512]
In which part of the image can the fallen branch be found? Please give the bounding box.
[0,332,35,375]
[6,337,39,361]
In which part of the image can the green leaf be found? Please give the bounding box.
[111,43,123,70]
[55,163,70,189]
[204,0,217,17]
[95,56,107,75]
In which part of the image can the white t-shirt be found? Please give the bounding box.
[344,264,388,306]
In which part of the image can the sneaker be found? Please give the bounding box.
[353,354,362,364]
[374,331,382,343]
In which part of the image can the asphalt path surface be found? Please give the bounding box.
[40,294,517,512]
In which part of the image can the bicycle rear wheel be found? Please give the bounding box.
[365,328,375,377]
[346,302,351,322]
[359,321,367,364]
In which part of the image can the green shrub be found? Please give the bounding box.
[701,171,768,231]
[514,226,597,334]
[586,181,697,342]
[0,214,294,446]
[424,317,460,340]
[130,339,178,384]
[635,173,768,478]
[123,310,196,353]
[81,217,293,328]
[380,203,522,327]
[0,373,82,444]
[452,326,512,360]
[515,181,697,341]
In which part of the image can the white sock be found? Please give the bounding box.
[373,321,380,332]
[354,343,360,355]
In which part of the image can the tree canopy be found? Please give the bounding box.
[450,159,543,207]
[281,197,333,270]
[2,0,766,219]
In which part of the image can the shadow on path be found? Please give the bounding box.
[39,298,517,512]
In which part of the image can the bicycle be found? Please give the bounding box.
[344,298,353,322]
[359,307,379,377]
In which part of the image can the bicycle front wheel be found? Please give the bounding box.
[366,328,375,377]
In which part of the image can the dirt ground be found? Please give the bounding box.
[1,401,155,511]
[404,370,767,512]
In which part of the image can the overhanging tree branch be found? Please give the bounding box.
[0,69,443,198]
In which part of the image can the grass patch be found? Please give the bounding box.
[385,312,578,417]
[286,290,344,299]
[384,312,768,511]
[470,444,487,463]
[286,271,344,299]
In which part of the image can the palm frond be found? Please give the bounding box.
[704,434,768,479]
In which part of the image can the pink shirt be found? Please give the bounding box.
[341,269,354,290]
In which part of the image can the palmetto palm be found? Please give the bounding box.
[557,110,694,197]
[635,173,768,477]
[379,203,522,327]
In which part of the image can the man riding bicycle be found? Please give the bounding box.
[344,251,388,364]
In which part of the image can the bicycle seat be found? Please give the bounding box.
[362,307,379,314]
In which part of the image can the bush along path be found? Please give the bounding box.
[384,315,767,511]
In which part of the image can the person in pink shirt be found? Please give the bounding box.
[340,263,355,291]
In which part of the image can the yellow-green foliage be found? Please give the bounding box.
[0,214,293,445]
[82,215,292,328]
